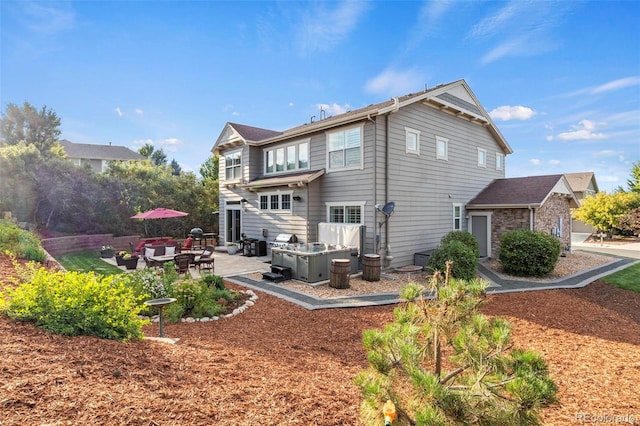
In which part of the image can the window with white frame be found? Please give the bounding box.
[327,125,362,170]
[326,202,364,224]
[259,192,292,212]
[405,127,420,155]
[225,151,242,180]
[436,136,448,160]
[453,204,462,231]
[477,148,487,168]
[495,152,504,171]
[264,140,309,174]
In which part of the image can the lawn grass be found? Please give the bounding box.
[602,262,640,293]
[56,251,123,275]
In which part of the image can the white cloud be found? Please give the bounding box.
[288,102,294,107]
[557,119,607,141]
[156,138,183,153]
[590,77,640,94]
[19,2,76,36]
[297,0,368,55]
[317,102,350,117]
[365,68,424,97]
[549,159,561,165]
[530,159,541,165]
[593,150,617,158]
[489,105,536,121]
[135,108,144,115]
[114,107,123,117]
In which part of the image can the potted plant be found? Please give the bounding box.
[226,242,238,255]
[122,253,139,270]
[100,245,115,258]
[115,250,128,266]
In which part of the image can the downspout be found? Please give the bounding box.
[368,113,376,255]
[383,112,393,267]
[529,205,534,230]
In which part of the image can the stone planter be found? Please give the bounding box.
[100,248,115,258]
[227,245,238,255]
[123,257,139,270]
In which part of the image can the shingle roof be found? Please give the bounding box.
[227,123,282,142]
[467,174,566,207]
[564,172,598,193]
[60,139,145,161]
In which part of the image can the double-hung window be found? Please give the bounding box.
[225,151,242,180]
[453,204,462,231]
[405,127,420,155]
[264,140,309,174]
[495,153,504,171]
[436,136,448,160]
[326,202,364,224]
[259,192,292,212]
[327,125,362,170]
[477,148,487,168]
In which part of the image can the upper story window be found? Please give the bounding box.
[259,191,292,212]
[326,202,364,224]
[327,125,362,171]
[495,153,504,171]
[436,136,448,160]
[405,127,420,155]
[264,140,309,174]
[477,148,487,168]
[225,151,242,180]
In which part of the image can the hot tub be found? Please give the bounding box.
[271,243,357,283]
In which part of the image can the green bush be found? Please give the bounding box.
[201,273,225,290]
[428,240,478,280]
[440,230,480,258]
[0,219,46,261]
[172,280,206,312]
[499,230,561,276]
[1,269,148,341]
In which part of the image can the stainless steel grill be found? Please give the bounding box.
[270,233,297,248]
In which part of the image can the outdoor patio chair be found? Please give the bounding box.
[196,246,215,272]
[143,256,163,269]
[174,253,191,276]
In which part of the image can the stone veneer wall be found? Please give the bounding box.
[488,194,571,257]
[534,194,572,250]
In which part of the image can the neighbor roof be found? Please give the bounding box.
[60,139,145,161]
[467,174,578,208]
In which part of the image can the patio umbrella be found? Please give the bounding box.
[131,208,189,220]
[131,208,189,236]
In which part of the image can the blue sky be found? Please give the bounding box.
[1,0,639,192]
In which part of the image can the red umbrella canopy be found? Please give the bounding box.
[131,208,189,219]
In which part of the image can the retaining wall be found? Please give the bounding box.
[41,234,141,256]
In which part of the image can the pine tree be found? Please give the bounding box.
[355,263,557,425]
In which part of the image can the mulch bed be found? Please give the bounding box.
[1,254,639,425]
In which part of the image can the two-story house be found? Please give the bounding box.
[212,79,513,268]
[60,139,145,173]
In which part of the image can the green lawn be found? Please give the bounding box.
[602,262,640,293]
[56,251,124,275]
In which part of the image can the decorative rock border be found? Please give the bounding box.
[144,289,259,324]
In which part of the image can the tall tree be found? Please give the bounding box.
[199,155,219,181]
[0,102,62,157]
[138,143,155,158]
[627,160,640,193]
[170,158,182,176]
[573,191,640,235]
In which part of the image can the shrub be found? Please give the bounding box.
[172,280,206,312]
[1,268,147,341]
[0,220,45,261]
[440,230,479,258]
[499,230,561,276]
[22,244,47,263]
[355,266,557,425]
[201,273,225,290]
[427,240,478,280]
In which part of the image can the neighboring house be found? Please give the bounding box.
[212,79,513,268]
[565,171,599,233]
[466,174,579,257]
[59,139,145,173]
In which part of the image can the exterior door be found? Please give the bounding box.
[469,213,491,258]
[225,207,241,243]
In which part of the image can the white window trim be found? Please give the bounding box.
[325,201,366,224]
[436,136,448,161]
[326,124,364,172]
[259,190,293,213]
[405,127,420,155]
[452,203,463,231]
[263,139,310,175]
[477,148,487,168]
[224,149,242,182]
[495,152,504,171]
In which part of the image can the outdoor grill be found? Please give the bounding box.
[270,233,297,248]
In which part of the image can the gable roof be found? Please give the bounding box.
[467,174,579,209]
[564,171,599,193]
[212,79,513,155]
[60,139,145,161]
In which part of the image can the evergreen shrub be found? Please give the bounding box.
[428,240,478,280]
[440,230,480,258]
[499,229,561,276]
